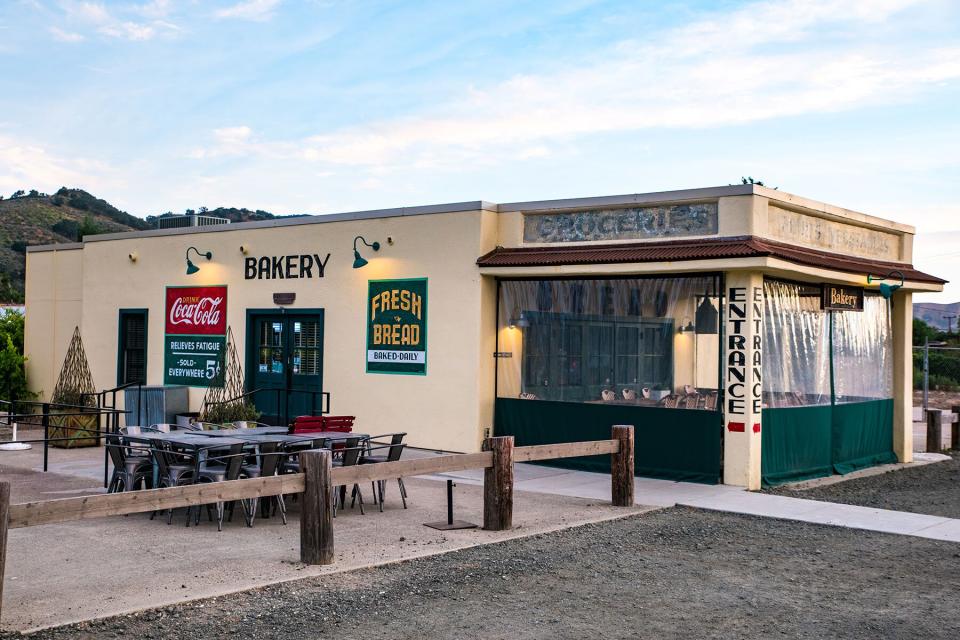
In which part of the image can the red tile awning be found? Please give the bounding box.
[476,235,945,284]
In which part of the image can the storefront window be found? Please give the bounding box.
[762,280,831,407]
[833,295,892,403]
[763,279,893,407]
[497,276,720,410]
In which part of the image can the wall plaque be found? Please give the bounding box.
[523,203,718,243]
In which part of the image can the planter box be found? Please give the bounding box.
[49,409,99,448]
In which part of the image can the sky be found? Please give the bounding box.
[0,0,958,303]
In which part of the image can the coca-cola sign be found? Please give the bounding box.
[165,286,228,336]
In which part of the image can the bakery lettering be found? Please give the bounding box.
[244,254,331,280]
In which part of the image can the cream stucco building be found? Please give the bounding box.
[24,184,944,489]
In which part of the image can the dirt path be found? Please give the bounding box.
[770,453,960,519]
[9,508,958,640]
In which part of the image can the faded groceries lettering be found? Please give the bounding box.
[523,203,718,243]
[366,278,428,375]
[726,286,762,415]
[244,254,331,280]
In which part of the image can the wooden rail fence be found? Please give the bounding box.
[0,425,635,622]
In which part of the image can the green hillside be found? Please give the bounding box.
[0,188,152,302]
[0,189,296,303]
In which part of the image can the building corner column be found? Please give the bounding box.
[723,272,764,490]
[892,290,913,463]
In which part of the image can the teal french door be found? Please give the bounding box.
[246,310,324,425]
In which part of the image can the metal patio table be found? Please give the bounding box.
[120,431,251,488]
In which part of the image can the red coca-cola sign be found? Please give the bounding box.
[165,286,228,335]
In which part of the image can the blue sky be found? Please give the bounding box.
[1,0,959,301]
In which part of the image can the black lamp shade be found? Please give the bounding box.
[695,296,719,334]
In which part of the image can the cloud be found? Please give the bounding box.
[58,0,179,41]
[49,26,85,42]
[189,0,960,171]
[215,0,281,21]
[0,134,116,196]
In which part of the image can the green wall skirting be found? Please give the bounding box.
[494,398,722,484]
[832,399,896,474]
[762,398,895,486]
[761,405,833,486]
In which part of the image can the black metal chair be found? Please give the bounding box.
[360,434,408,511]
[105,434,151,493]
[240,442,287,526]
[335,443,367,516]
[149,441,197,525]
[195,442,247,531]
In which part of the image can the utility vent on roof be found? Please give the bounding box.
[156,215,230,230]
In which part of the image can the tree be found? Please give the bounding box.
[78,215,101,240]
[913,318,943,345]
[10,190,25,199]
[27,189,39,197]
[0,310,33,411]
[199,206,209,213]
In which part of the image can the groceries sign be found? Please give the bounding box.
[164,285,227,386]
[366,278,427,375]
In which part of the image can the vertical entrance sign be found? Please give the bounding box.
[164,285,228,387]
[723,273,763,490]
[366,278,428,375]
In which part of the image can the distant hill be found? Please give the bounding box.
[146,206,297,226]
[0,188,152,302]
[0,189,299,303]
[914,301,960,331]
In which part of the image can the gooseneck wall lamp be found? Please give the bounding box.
[352,235,380,269]
[867,270,905,299]
[185,246,213,275]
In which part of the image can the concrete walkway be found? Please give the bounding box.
[422,452,960,543]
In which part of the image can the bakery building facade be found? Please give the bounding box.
[23,185,944,489]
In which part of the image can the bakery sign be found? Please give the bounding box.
[821,284,864,311]
[366,278,428,375]
[164,285,228,386]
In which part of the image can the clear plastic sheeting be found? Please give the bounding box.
[833,295,893,403]
[496,276,720,410]
[762,280,831,407]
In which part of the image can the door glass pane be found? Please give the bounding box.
[292,320,321,376]
[258,320,284,374]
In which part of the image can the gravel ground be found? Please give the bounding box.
[770,453,960,519]
[7,508,959,640]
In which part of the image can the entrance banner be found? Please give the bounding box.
[366,278,427,375]
[164,285,228,386]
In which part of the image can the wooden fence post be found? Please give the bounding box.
[927,408,943,453]
[483,436,514,531]
[611,425,635,506]
[952,406,960,451]
[299,449,333,565]
[0,481,10,624]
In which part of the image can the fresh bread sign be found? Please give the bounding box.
[366,278,427,375]
[164,285,228,386]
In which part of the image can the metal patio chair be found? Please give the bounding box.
[105,434,151,493]
[196,442,248,531]
[149,440,197,525]
[240,441,287,526]
[360,433,408,510]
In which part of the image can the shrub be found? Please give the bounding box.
[0,310,34,411]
